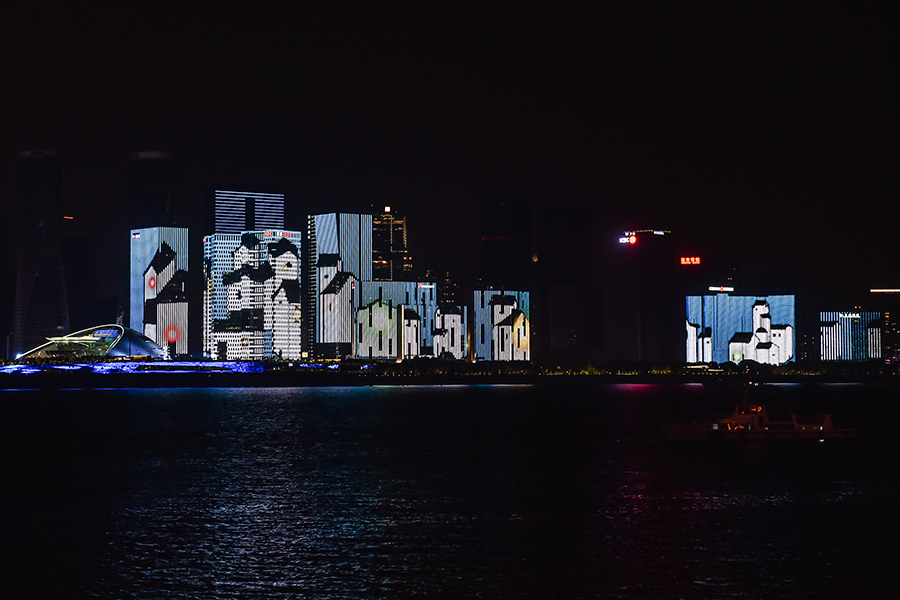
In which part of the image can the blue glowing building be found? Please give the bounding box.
[686,293,795,365]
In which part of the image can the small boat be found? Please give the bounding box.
[661,403,857,442]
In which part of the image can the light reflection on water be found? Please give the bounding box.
[2,383,898,598]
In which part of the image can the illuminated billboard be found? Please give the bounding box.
[130,227,189,357]
[686,293,795,365]
[820,311,881,361]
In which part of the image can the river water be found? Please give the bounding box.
[2,382,898,598]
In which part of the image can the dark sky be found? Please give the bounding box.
[2,5,896,320]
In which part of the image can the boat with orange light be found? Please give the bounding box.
[661,403,856,442]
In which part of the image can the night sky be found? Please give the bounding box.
[2,5,896,332]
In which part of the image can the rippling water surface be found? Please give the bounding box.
[2,383,898,598]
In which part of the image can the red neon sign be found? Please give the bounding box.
[681,257,701,265]
[165,326,179,343]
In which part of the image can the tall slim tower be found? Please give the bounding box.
[306,213,373,358]
[602,229,680,364]
[12,151,70,356]
[202,190,295,359]
[372,206,413,280]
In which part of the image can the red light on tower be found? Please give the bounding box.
[148,276,156,289]
[165,326,179,343]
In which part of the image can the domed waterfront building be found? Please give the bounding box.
[16,324,165,361]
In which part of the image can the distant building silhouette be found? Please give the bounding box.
[602,229,680,364]
[478,200,532,291]
[12,151,70,357]
[129,152,179,229]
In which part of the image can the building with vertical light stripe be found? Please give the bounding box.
[306,213,373,358]
[473,290,531,361]
[130,227,189,357]
[433,306,467,360]
[819,311,882,361]
[358,281,438,356]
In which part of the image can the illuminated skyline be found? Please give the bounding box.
[2,6,895,360]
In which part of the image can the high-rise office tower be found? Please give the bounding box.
[602,229,680,364]
[372,207,413,280]
[819,311,882,361]
[12,151,70,357]
[202,190,297,359]
[203,230,303,360]
[869,289,900,364]
[130,227,189,357]
[306,213,372,358]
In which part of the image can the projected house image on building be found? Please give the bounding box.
[686,293,795,365]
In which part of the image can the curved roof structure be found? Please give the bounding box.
[16,324,165,361]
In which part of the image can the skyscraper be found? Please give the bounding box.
[12,151,70,357]
[306,213,373,358]
[203,230,303,360]
[130,227,189,357]
[602,229,680,364]
[202,190,299,359]
[372,207,413,280]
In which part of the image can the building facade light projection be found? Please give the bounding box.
[214,190,285,234]
[130,227,189,357]
[203,230,302,360]
[306,213,373,359]
[359,281,438,357]
[473,290,531,361]
[354,301,420,360]
[686,293,795,365]
[433,306,467,360]
[819,311,882,361]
